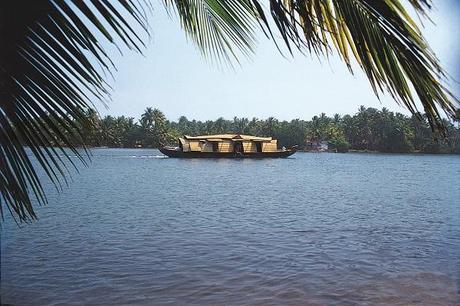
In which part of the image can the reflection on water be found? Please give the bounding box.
[1,149,459,305]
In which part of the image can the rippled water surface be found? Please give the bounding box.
[2,149,459,305]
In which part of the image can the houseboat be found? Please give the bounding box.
[159,134,297,158]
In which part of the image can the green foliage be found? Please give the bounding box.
[328,137,350,153]
[75,106,459,155]
[140,108,169,147]
[166,0,460,130]
[0,0,149,223]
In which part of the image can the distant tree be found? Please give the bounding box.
[261,117,279,137]
[81,109,102,147]
[247,118,262,136]
[139,108,169,147]
[151,109,169,147]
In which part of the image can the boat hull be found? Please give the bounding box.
[159,147,296,158]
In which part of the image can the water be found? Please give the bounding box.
[1,149,459,305]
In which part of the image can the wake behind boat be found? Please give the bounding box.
[159,134,297,158]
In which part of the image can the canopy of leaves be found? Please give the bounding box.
[73,106,460,154]
[167,0,458,127]
[0,0,149,223]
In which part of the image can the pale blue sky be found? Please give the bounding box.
[99,0,460,121]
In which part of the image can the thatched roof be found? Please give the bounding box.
[183,134,272,142]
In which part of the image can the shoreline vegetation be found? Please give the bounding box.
[89,147,460,155]
[67,106,459,154]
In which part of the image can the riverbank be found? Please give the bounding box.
[86,146,460,155]
[299,149,460,155]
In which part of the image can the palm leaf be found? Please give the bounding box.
[165,0,458,130]
[0,0,149,223]
[163,0,258,64]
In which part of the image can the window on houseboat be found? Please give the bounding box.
[212,142,219,152]
[256,142,262,152]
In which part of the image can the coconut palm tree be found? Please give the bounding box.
[1,0,459,223]
[140,107,156,146]
[151,108,168,146]
[140,108,156,131]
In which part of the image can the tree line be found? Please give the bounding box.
[70,106,460,154]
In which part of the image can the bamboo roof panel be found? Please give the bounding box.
[184,134,272,141]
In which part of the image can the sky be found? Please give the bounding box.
[98,0,460,122]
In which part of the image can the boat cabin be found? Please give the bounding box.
[178,134,278,153]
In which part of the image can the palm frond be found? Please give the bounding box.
[164,0,259,64]
[263,0,459,130]
[166,0,458,130]
[0,0,149,223]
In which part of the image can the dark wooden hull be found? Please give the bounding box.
[159,147,297,158]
